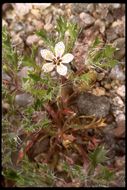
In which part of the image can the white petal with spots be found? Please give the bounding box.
[62,53,74,64]
[55,41,65,57]
[40,49,54,61]
[42,62,55,73]
[56,64,67,76]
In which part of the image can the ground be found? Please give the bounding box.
[2,3,125,187]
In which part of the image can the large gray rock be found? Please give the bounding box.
[72,92,110,118]
[15,93,34,107]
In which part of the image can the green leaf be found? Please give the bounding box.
[56,16,68,40]
[102,59,118,68]
[36,29,54,50]
[89,146,108,168]
[104,45,116,58]
[98,165,115,181]
[41,118,51,128]
[28,73,40,81]
[22,56,35,67]
[92,37,101,48]
[79,73,92,85]
[4,169,20,181]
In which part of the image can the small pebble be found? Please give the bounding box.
[79,12,95,26]
[113,96,124,107]
[26,34,40,45]
[104,83,111,90]
[92,87,106,96]
[116,85,125,98]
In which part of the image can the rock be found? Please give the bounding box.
[2,19,8,27]
[114,114,125,138]
[2,101,10,113]
[26,34,40,45]
[104,83,111,90]
[14,22,24,32]
[2,72,11,81]
[112,96,124,108]
[113,38,125,60]
[115,156,125,169]
[25,24,35,33]
[71,92,110,118]
[13,3,32,17]
[96,4,109,19]
[72,3,89,14]
[32,3,51,10]
[110,3,121,9]
[116,85,125,98]
[92,87,106,96]
[32,111,47,123]
[106,27,118,42]
[105,12,114,26]
[45,13,52,24]
[79,12,95,27]
[112,110,123,118]
[87,4,95,13]
[95,19,105,33]
[32,20,44,30]
[2,3,13,12]
[44,23,53,31]
[96,72,105,81]
[18,67,33,79]
[30,8,41,19]
[15,93,34,107]
[110,65,125,81]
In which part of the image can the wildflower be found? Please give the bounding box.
[41,41,74,76]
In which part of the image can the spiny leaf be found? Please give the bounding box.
[3,169,20,181]
[28,73,41,82]
[98,165,115,181]
[89,146,108,168]
[92,36,102,48]
[36,29,55,50]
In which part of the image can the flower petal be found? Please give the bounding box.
[42,62,55,73]
[40,49,54,61]
[61,53,74,64]
[55,41,65,57]
[56,64,67,76]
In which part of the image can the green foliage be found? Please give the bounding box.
[56,16,80,52]
[3,157,56,187]
[3,169,20,182]
[62,160,86,182]
[2,26,19,71]
[36,29,55,51]
[97,165,115,181]
[77,73,93,85]
[89,146,108,168]
[36,16,80,53]
[87,37,118,69]
[56,16,68,40]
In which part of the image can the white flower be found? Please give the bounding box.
[41,42,74,76]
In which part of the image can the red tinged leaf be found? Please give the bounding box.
[62,109,75,115]
[16,148,24,164]
[88,137,101,150]
[44,103,59,123]
[25,140,33,152]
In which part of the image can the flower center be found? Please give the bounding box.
[53,56,62,65]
